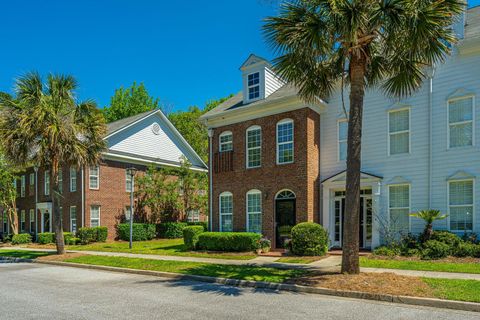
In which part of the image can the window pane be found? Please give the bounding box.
[389,185,409,208]
[221,215,232,232]
[450,122,473,147]
[278,143,293,163]
[90,206,100,219]
[339,141,347,161]
[390,132,409,154]
[390,208,409,234]
[277,122,293,143]
[450,206,473,231]
[247,129,261,148]
[389,110,409,133]
[449,97,473,123]
[248,72,259,86]
[338,121,348,141]
[449,180,473,205]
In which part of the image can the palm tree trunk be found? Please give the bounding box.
[341,54,366,274]
[51,162,65,255]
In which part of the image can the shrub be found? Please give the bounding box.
[117,223,156,241]
[429,231,462,248]
[183,226,204,250]
[453,242,477,257]
[421,240,451,260]
[462,232,478,244]
[77,228,96,244]
[401,248,420,257]
[66,237,80,245]
[95,227,108,242]
[186,221,208,231]
[1,233,12,242]
[373,246,400,257]
[63,232,73,245]
[157,222,187,239]
[259,238,271,253]
[290,222,329,256]
[12,233,32,245]
[37,232,55,244]
[197,232,261,252]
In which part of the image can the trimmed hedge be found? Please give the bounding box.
[77,227,108,244]
[157,222,187,239]
[117,223,156,241]
[430,231,462,251]
[421,240,451,260]
[12,233,32,245]
[187,221,208,231]
[183,226,204,250]
[38,232,55,244]
[95,227,108,242]
[291,222,329,256]
[197,232,261,252]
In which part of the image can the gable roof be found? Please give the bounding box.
[106,110,158,137]
[322,170,383,184]
[239,54,270,71]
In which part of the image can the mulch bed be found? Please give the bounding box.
[368,254,480,264]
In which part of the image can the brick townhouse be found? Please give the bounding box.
[1,109,207,240]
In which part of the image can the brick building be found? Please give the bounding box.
[2,109,207,240]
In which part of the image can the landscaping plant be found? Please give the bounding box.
[197,232,261,252]
[410,210,448,242]
[420,240,451,260]
[117,223,156,241]
[290,222,328,256]
[183,225,204,250]
[157,222,187,239]
[11,233,32,245]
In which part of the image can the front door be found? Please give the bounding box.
[275,199,296,248]
[42,210,51,233]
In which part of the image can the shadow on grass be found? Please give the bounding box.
[0,250,50,259]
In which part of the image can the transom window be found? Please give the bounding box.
[247,190,262,233]
[247,72,260,100]
[70,206,77,233]
[449,180,474,231]
[389,184,410,235]
[219,192,233,232]
[89,166,99,189]
[389,109,410,155]
[276,190,296,200]
[277,119,294,164]
[246,126,261,168]
[90,205,100,227]
[338,120,348,161]
[448,96,474,148]
[219,131,233,152]
[70,166,77,192]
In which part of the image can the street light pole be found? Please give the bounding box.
[127,167,137,249]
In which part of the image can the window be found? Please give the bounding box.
[389,109,410,155]
[246,190,262,233]
[44,171,50,196]
[449,180,474,231]
[448,96,474,148]
[29,209,34,232]
[338,120,348,161]
[219,131,233,152]
[126,169,133,192]
[277,119,294,164]
[70,206,77,233]
[90,206,100,227]
[247,72,260,100]
[246,126,261,168]
[58,170,63,194]
[389,185,410,234]
[125,206,132,222]
[89,166,99,189]
[187,209,200,223]
[219,192,233,232]
[29,173,34,195]
[20,175,25,197]
[69,166,77,192]
[3,211,7,233]
[20,210,25,232]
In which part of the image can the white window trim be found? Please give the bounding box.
[276,119,294,165]
[89,166,100,190]
[387,184,411,233]
[44,171,50,196]
[247,72,261,102]
[90,206,101,227]
[219,131,233,153]
[246,189,262,233]
[447,178,475,232]
[70,206,77,232]
[246,125,262,169]
[20,175,26,198]
[219,191,233,232]
[69,166,77,192]
[337,119,348,162]
[447,95,475,149]
[387,107,411,156]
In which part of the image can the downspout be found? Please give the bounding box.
[208,128,214,231]
[81,167,85,228]
[427,66,436,208]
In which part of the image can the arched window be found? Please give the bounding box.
[246,126,261,168]
[219,131,233,152]
[275,190,296,200]
[276,119,294,164]
[219,192,233,231]
[246,189,262,233]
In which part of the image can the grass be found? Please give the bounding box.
[63,255,306,283]
[276,256,321,264]
[68,238,256,260]
[0,249,51,259]
[360,257,480,274]
[424,278,480,303]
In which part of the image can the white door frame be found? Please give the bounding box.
[37,202,52,233]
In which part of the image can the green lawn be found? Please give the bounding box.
[0,249,51,259]
[360,257,480,274]
[276,256,321,264]
[64,255,305,283]
[68,239,256,260]
[424,278,480,303]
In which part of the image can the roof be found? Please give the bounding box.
[106,110,158,136]
[465,5,480,40]
[321,170,383,184]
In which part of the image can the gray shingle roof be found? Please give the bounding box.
[106,109,158,136]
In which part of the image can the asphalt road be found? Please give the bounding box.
[0,263,478,320]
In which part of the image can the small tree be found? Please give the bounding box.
[410,209,447,242]
[177,157,208,221]
[0,157,18,235]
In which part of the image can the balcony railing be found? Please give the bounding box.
[214,151,233,173]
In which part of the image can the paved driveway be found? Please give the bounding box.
[0,263,478,320]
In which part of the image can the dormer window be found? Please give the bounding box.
[248,72,260,100]
[219,131,233,152]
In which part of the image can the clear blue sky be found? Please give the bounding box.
[1,0,479,112]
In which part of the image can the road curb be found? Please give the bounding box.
[36,260,480,313]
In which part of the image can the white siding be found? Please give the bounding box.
[264,67,284,98]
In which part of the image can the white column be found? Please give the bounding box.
[371,182,382,248]
[322,186,334,246]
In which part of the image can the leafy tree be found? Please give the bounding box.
[410,209,448,241]
[0,156,18,235]
[264,0,464,273]
[177,157,208,218]
[0,72,106,254]
[103,82,160,123]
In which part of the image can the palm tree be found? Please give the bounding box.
[0,73,106,254]
[264,0,464,273]
[410,209,447,241]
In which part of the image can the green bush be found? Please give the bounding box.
[373,246,400,257]
[259,238,271,253]
[63,232,73,245]
[453,242,477,257]
[157,222,187,239]
[117,223,156,241]
[1,233,12,242]
[11,233,32,245]
[290,222,329,256]
[38,232,55,244]
[66,237,80,245]
[77,227,108,244]
[95,227,108,242]
[430,231,462,249]
[197,232,261,252]
[400,248,420,257]
[421,240,451,260]
[186,221,208,231]
[183,226,204,250]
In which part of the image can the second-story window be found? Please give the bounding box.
[389,108,410,155]
[89,166,99,190]
[20,175,25,197]
[277,119,294,164]
[58,170,63,194]
[44,171,50,196]
[448,96,474,148]
[70,166,77,192]
[219,131,233,152]
[247,72,260,100]
[246,126,261,168]
[29,173,34,195]
[338,120,348,161]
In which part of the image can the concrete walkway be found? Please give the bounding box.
[4,246,480,280]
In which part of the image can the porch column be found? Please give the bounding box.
[371,182,381,249]
[322,186,334,245]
